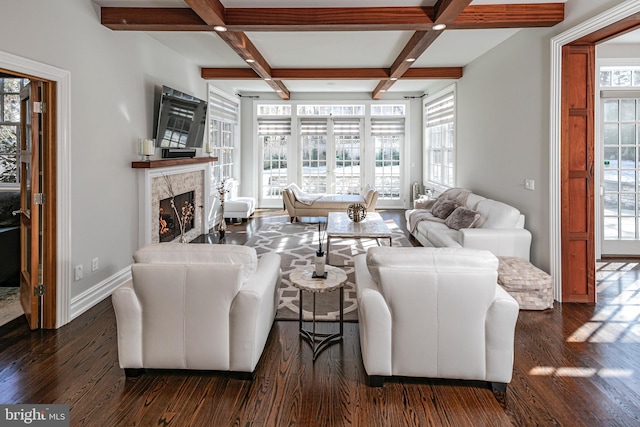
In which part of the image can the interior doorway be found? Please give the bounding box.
[554,2,640,304]
[0,68,57,329]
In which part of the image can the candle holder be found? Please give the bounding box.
[138,138,156,161]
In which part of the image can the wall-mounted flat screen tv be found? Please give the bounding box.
[154,86,207,149]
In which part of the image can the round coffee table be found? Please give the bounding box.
[289,265,348,361]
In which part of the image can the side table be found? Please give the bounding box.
[289,265,348,361]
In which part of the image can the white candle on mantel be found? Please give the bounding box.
[142,138,154,156]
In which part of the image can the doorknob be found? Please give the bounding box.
[12,209,23,216]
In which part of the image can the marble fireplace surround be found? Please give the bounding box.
[137,163,212,246]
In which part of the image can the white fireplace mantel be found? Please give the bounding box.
[137,162,214,247]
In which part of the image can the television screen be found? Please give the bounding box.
[155,86,207,149]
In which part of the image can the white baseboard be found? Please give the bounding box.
[69,266,131,321]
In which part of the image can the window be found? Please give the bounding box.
[424,86,455,188]
[371,117,403,199]
[208,87,239,183]
[599,66,640,243]
[0,77,28,184]
[259,117,291,198]
[334,118,361,195]
[256,101,408,207]
[300,118,328,193]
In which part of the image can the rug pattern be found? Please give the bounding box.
[245,220,411,321]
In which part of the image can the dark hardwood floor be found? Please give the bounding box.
[1,209,639,426]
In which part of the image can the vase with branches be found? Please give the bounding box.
[216,179,229,239]
[163,174,195,243]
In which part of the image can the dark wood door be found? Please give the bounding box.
[18,81,43,329]
[560,44,595,303]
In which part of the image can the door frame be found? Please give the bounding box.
[550,0,640,302]
[0,51,71,328]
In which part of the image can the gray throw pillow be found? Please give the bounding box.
[445,206,481,230]
[431,199,457,219]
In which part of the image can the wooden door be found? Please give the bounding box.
[18,81,43,329]
[560,44,596,303]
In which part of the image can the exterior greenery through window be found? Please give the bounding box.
[0,77,28,184]
[424,86,455,189]
[256,102,407,206]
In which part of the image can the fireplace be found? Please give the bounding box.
[159,191,195,242]
[137,164,210,246]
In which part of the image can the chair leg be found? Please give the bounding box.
[367,375,384,387]
[124,368,144,378]
[490,382,507,405]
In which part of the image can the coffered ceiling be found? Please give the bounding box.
[95,0,569,98]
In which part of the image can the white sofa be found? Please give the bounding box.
[283,183,378,222]
[405,188,532,261]
[111,243,281,378]
[355,246,519,398]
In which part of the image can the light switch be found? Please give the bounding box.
[525,179,535,191]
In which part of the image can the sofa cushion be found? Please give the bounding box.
[431,199,457,219]
[475,199,521,229]
[365,246,498,285]
[444,206,481,230]
[133,243,258,282]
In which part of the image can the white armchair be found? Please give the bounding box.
[112,243,281,378]
[354,246,519,399]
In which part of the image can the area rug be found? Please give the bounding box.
[245,220,411,321]
[0,287,22,326]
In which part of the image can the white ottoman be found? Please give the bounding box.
[497,256,553,310]
[224,197,255,222]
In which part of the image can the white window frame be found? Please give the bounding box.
[254,100,410,209]
[595,58,640,258]
[423,84,456,193]
[207,85,240,185]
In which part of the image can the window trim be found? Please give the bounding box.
[207,85,240,184]
[254,99,410,208]
[423,84,456,193]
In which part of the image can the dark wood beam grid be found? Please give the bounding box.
[101,2,564,100]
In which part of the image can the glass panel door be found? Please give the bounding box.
[602,97,640,255]
[300,119,328,194]
[333,118,361,195]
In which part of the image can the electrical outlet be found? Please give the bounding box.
[74,265,83,281]
[92,257,99,272]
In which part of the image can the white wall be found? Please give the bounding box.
[455,0,627,272]
[0,0,211,307]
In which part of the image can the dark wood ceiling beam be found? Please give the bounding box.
[373,0,470,99]
[183,0,225,27]
[201,67,463,80]
[180,0,290,100]
[216,31,290,99]
[433,0,472,24]
[101,4,565,32]
[101,7,211,31]
[450,3,565,29]
[372,30,443,99]
[225,7,434,31]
